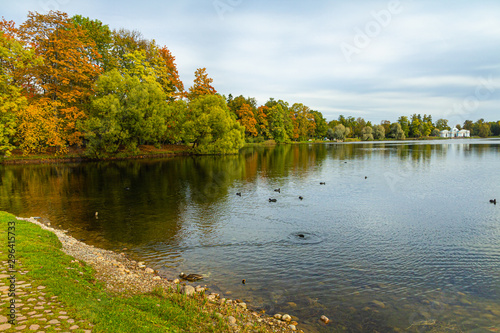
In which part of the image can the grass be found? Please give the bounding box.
[0,211,236,332]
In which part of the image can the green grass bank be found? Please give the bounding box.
[0,212,296,332]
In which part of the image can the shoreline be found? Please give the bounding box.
[18,216,302,332]
[1,137,485,166]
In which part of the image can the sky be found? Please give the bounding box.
[2,0,500,124]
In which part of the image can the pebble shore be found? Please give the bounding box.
[4,217,302,332]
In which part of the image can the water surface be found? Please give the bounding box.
[1,139,500,332]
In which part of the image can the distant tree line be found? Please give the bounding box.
[1,11,498,158]
[324,115,500,141]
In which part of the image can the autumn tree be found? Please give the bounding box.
[254,105,270,138]
[0,21,40,155]
[71,15,113,70]
[290,103,316,141]
[187,68,217,101]
[157,46,185,100]
[18,11,102,147]
[236,103,258,137]
[16,99,66,154]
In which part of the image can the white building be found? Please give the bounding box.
[439,128,470,138]
[458,129,471,137]
[439,130,449,138]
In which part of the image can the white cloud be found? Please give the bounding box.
[2,0,500,122]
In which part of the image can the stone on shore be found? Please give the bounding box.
[181,285,195,296]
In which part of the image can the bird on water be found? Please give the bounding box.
[179,272,203,281]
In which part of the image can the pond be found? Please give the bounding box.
[1,139,500,332]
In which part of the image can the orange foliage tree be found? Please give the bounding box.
[187,67,217,101]
[255,105,270,138]
[236,103,258,137]
[158,46,185,100]
[17,11,102,147]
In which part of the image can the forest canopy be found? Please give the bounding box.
[1,11,499,157]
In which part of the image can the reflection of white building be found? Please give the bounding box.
[439,128,470,138]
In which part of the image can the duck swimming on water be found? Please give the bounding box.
[269,198,277,202]
[490,199,497,204]
[179,272,203,281]
[274,188,281,193]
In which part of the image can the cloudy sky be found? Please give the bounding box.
[3,0,500,123]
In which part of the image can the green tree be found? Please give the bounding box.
[435,118,450,131]
[397,116,410,137]
[311,111,328,139]
[353,117,366,139]
[431,128,440,136]
[83,66,170,157]
[380,120,391,139]
[361,126,374,141]
[183,95,245,154]
[372,124,385,140]
[266,103,289,143]
[332,124,350,141]
[490,121,500,136]
[409,114,422,138]
[478,122,491,138]
[391,123,406,140]
[463,120,474,132]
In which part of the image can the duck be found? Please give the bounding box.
[297,234,305,238]
[236,192,241,196]
[269,198,277,202]
[179,272,203,281]
[299,196,303,200]
[320,182,326,185]
[490,199,497,204]
[274,188,281,193]
[242,279,246,284]
[365,176,367,179]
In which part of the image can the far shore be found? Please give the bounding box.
[1,136,492,166]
